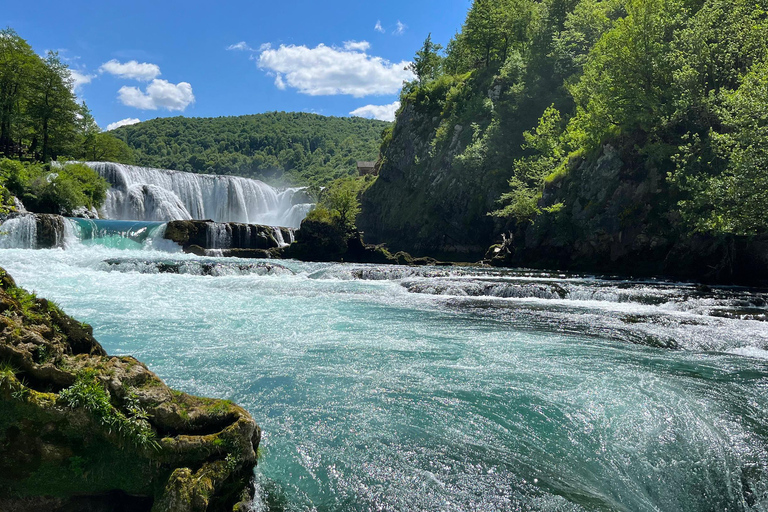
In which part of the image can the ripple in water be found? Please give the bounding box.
[1,247,767,511]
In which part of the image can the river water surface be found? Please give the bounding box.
[2,245,768,511]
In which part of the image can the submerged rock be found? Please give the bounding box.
[0,267,260,511]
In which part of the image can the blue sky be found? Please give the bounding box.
[2,0,471,130]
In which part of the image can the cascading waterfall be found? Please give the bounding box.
[65,218,171,251]
[206,223,231,249]
[0,215,38,249]
[86,162,313,228]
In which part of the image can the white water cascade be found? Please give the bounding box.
[0,215,38,249]
[86,162,313,228]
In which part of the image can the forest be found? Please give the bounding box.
[111,113,390,186]
[360,0,768,262]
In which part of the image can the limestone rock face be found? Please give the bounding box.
[358,102,500,260]
[285,219,435,265]
[0,268,260,512]
[484,144,768,285]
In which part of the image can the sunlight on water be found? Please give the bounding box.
[1,246,768,511]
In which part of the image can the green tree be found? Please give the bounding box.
[491,105,566,222]
[408,34,444,83]
[27,52,79,161]
[0,28,39,157]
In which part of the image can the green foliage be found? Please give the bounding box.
[408,34,444,83]
[59,370,159,450]
[310,176,374,231]
[111,113,389,187]
[3,159,109,214]
[0,28,133,164]
[483,0,768,237]
[672,59,768,234]
[491,106,566,222]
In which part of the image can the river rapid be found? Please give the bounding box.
[2,245,768,511]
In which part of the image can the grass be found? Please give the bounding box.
[58,369,160,451]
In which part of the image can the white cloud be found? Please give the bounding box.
[100,59,161,81]
[344,40,371,52]
[106,118,141,131]
[394,21,407,35]
[69,70,95,93]
[257,44,414,97]
[118,79,195,111]
[374,20,385,33]
[350,101,400,122]
[227,41,254,51]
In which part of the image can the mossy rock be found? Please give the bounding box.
[0,267,261,512]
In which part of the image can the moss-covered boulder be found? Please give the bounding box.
[283,219,348,262]
[0,267,260,512]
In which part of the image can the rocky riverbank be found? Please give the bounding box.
[0,267,261,512]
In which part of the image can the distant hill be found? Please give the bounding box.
[111,112,389,186]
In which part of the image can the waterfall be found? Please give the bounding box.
[206,223,231,249]
[86,162,312,228]
[66,218,172,251]
[0,215,38,249]
[273,227,287,248]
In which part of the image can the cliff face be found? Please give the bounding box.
[0,268,260,512]
[486,143,768,285]
[358,101,505,260]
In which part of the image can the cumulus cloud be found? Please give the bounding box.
[100,59,161,81]
[69,70,95,93]
[350,101,400,122]
[257,44,413,97]
[344,40,371,52]
[106,118,141,131]
[394,21,407,35]
[118,79,194,111]
[227,41,254,51]
[374,20,385,33]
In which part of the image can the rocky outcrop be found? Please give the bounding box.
[485,143,768,285]
[0,268,260,511]
[34,214,68,249]
[284,218,442,266]
[358,102,503,260]
[163,220,292,255]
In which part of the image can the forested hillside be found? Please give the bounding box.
[359,0,768,274]
[112,113,390,186]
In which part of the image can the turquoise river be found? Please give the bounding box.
[2,242,768,511]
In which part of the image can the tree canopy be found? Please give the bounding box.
[389,0,768,237]
[0,28,133,164]
[111,113,390,187]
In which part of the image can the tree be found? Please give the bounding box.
[326,181,362,231]
[27,51,79,161]
[463,0,508,67]
[408,34,444,83]
[0,28,39,157]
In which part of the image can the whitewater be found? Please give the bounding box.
[85,162,312,228]
[1,238,767,511]
[2,163,768,510]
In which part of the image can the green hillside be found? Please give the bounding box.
[111,112,390,186]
